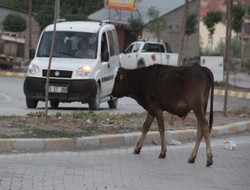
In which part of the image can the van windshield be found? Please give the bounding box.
[37,31,97,59]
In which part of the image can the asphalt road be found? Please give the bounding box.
[0,132,249,190]
[0,76,250,116]
[0,74,250,190]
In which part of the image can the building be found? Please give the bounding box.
[0,5,40,65]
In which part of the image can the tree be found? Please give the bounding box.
[185,12,198,36]
[185,11,198,58]
[3,13,27,33]
[146,6,166,40]
[232,3,245,69]
[31,0,103,30]
[35,4,54,30]
[203,10,223,52]
[128,17,144,38]
[232,4,245,35]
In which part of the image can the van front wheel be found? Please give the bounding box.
[26,98,38,108]
[89,83,101,110]
[108,98,118,109]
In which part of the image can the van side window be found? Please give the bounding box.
[107,31,115,56]
[112,29,119,55]
[101,32,108,60]
[37,32,52,56]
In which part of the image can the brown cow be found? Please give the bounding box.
[111,64,214,167]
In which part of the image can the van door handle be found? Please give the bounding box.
[108,63,110,69]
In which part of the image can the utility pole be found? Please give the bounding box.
[177,0,189,66]
[28,0,32,53]
[241,0,245,69]
[45,0,58,124]
[56,0,60,20]
[223,0,233,117]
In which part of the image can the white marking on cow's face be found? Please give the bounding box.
[119,74,124,80]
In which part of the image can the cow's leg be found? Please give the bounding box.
[134,113,155,155]
[188,123,203,164]
[155,111,166,159]
[190,110,213,167]
[201,118,213,167]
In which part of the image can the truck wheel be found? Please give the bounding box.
[108,98,118,109]
[137,60,145,68]
[50,100,59,109]
[26,98,38,108]
[89,83,101,110]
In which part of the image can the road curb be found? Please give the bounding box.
[0,120,249,153]
[0,71,26,77]
[214,89,250,99]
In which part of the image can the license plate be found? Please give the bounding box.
[48,86,68,93]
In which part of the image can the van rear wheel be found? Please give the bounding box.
[26,98,38,108]
[89,83,101,110]
[50,100,59,108]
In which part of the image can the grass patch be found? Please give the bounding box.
[27,111,147,121]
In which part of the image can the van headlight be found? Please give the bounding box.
[76,65,92,77]
[28,64,39,75]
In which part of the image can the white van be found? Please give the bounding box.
[23,21,120,110]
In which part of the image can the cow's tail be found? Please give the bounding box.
[208,69,214,132]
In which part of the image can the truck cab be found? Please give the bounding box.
[23,21,120,110]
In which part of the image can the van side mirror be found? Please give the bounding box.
[102,50,109,62]
[29,49,35,59]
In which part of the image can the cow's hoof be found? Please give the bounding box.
[133,149,140,154]
[187,157,196,164]
[206,160,213,167]
[158,153,166,159]
[206,154,213,167]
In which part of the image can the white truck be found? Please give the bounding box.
[120,40,178,69]
[120,40,224,82]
